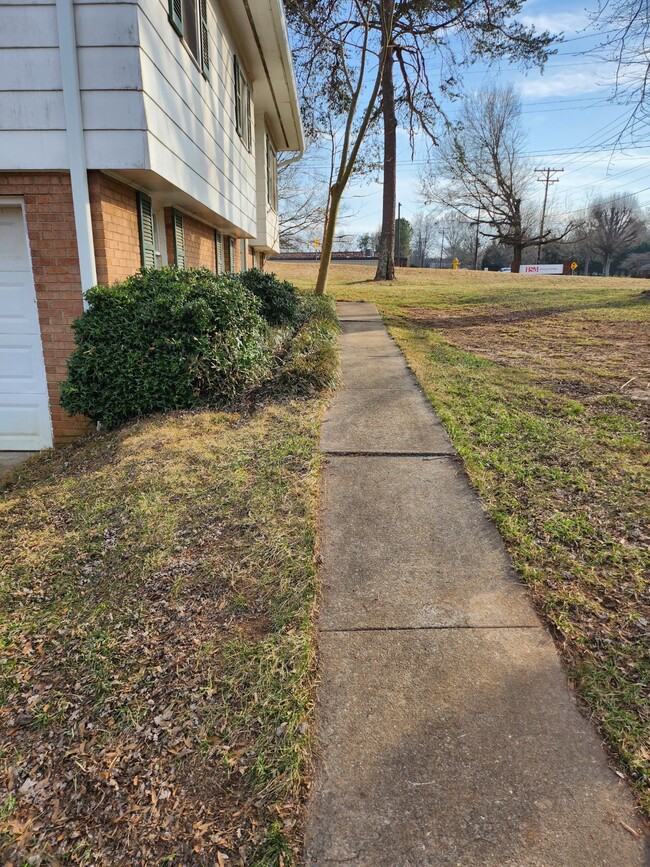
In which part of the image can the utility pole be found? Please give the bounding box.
[473,206,481,270]
[395,202,402,266]
[535,167,563,264]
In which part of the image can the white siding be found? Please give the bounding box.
[0,0,285,238]
[0,1,146,170]
[137,0,257,234]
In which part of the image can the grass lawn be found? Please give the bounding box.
[276,262,650,815]
[0,402,323,865]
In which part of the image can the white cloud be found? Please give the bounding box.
[518,11,590,34]
[520,67,613,98]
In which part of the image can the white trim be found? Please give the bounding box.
[55,0,97,306]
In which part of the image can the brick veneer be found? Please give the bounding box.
[184,213,217,269]
[2,171,261,447]
[89,172,141,285]
[0,172,91,444]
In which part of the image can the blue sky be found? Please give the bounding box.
[315,0,650,238]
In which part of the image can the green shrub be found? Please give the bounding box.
[60,267,270,429]
[295,291,339,328]
[271,308,339,397]
[239,268,298,326]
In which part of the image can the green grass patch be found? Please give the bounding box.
[0,401,325,864]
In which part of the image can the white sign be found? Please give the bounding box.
[521,264,563,274]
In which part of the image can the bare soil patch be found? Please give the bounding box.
[405,305,650,414]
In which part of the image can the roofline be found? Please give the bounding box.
[269,0,304,154]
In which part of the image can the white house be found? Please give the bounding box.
[0,0,303,448]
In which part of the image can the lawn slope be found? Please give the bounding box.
[0,403,322,865]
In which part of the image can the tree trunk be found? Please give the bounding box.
[603,256,611,277]
[512,245,523,273]
[374,32,396,281]
[314,186,342,295]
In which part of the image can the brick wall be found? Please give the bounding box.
[0,172,91,445]
[89,172,141,285]
[184,213,216,269]
[164,208,217,269]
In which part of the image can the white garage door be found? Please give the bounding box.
[0,204,53,450]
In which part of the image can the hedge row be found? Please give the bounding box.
[60,267,338,429]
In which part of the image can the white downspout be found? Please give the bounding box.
[55,0,97,308]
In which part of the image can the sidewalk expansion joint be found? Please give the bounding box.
[322,450,458,459]
[319,624,543,633]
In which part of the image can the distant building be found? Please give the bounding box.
[270,250,378,265]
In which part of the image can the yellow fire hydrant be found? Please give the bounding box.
[452,257,460,270]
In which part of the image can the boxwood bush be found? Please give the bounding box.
[239,268,298,326]
[60,267,270,429]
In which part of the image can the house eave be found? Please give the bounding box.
[220,0,304,154]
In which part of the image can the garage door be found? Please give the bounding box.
[0,204,53,450]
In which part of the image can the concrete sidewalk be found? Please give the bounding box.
[305,302,647,866]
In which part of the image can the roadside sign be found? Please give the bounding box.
[521,264,563,275]
[571,261,578,271]
[314,237,320,250]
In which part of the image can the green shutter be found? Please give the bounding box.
[215,230,223,274]
[199,0,209,77]
[137,192,156,269]
[168,0,183,36]
[240,239,247,272]
[172,210,185,268]
[246,88,252,151]
[228,237,235,273]
[233,56,241,135]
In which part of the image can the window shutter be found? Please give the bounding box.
[137,192,156,269]
[228,237,235,272]
[199,0,209,77]
[240,239,247,272]
[233,57,241,135]
[215,230,223,274]
[172,210,185,268]
[246,88,252,151]
[168,0,183,36]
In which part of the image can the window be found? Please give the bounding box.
[233,56,252,151]
[172,210,185,267]
[228,237,235,273]
[137,193,156,269]
[168,0,209,77]
[215,229,223,274]
[266,136,277,211]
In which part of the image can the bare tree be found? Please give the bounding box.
[278,160,329,251]
[589,0,650,142]
[285,0,391,294]
[421,86,575,272]
[588,194,646,276]
[621,250,650,276]
[278,132,356,251]
[372,0,554,281]
[287,1,553,290]
[410,211,437,267]
[438,213,484,267]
